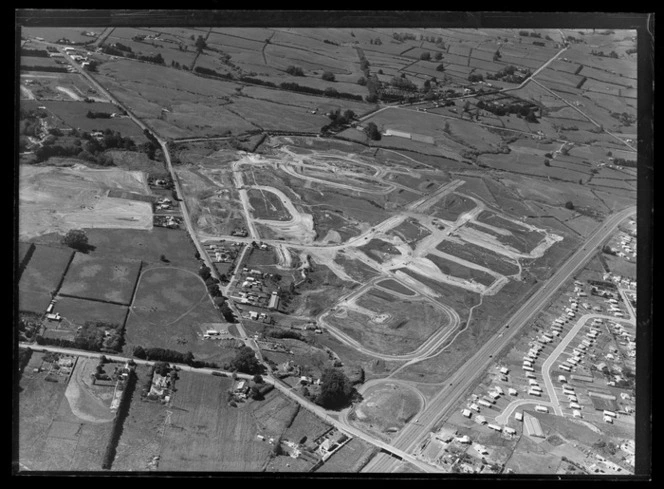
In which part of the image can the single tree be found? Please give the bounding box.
[565,201,575,210]
[195,35,207,52]
[160,254,169,263]
[133,345,146,359]
[364,122,381,141]
[443,121,450,133]
[253,374,264,384]
[420,51,431,61]
[434,51,443,61]
[544,159,551,167]
[321,71,335,82]
[62,229,90,252]
[356,76,367,86]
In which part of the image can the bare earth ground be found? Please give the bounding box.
[19,165,153,240]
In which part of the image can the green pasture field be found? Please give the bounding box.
[20,56,62,69]
[39,100,148,139]
[223,97,327,133]
[376,279,416,296]
[247,188,292,221]
[431,192,477,221]
[333,253,381,282]
[19,243,74,296]
[22,27,100,43]
[425,253,496,287]
[251,389,300,439]
[59,253,142,305]
[124,266,236,362]
[242,85,370,114]
[284,405,333,444]
[158,371,272,471]
[435,239,520,276]
[54,295,129,329]
[19,290,53,315]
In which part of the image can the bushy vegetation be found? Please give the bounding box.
[315,368,354,410]
[230,346,264,375]
[101,368,137,470]
[101,44,165,65]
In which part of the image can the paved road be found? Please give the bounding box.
[363,205,635,472]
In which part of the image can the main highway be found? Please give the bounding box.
[363,205,635,472]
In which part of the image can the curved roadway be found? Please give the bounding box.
[363,206,635,472]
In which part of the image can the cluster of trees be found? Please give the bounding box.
[101,45,165,65]
[195,35,207,53]
[111,42,133,53]
[76,321,124,352]
[21,48,50,57]
[468,73,484,82]
[21,64,68,73]
[230,346,264,375]
[368,37,382,45]
[323,39,339,46]
[486,65,531,83]
[321,109,356,133]
[392,32,417,42]
[266,329,305,341]
[101,367,136,470]
[35,321,123,353]
[476,99,539,122]
[86,111,113,119]
[591,50,620,59]
[278,82,363,101]
[364,122,381,141]
[315,368,354,410]
[519,31,542,38]
[62,229,92,253]
[389,74,417,91]
[610,111,636,126]
[133,345,195,365]
[285,65,305,76]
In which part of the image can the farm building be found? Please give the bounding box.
[462,409,472,418]
[515,412,523,422]
[475,415,487,425]
[508,388,518,396]
[268,291,280,310]
[384,128,411,139]
[523,413,545,438]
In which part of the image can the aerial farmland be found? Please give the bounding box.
[16,15,646,478]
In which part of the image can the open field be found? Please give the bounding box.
[23,27,101,43]
[124,266,228,356]
[21,72,108,103]
[59,254,142,305]
[435,239,520,276]
[283,406,332,445]
[52,296,129,331]
[19,243,74,299]
[19,165,153,240]
[159,371,272,471]
[349,381,422,442]
[37,101,147,139]
[398,268,479,314]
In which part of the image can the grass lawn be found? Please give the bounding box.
[59,253,142,305]
[19,244,74,296]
